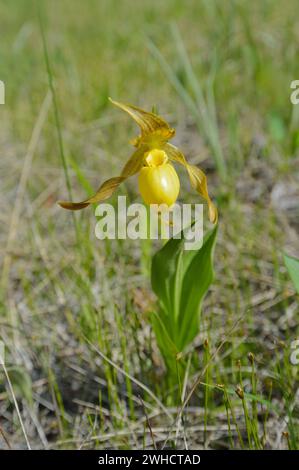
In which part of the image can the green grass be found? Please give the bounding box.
[0,0,299,449]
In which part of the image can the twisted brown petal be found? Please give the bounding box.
[109,98,175,144]
[58,146,146,211]
[163,143,218,224]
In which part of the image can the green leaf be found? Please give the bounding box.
[151,225,217,359]
[284,254,299,294]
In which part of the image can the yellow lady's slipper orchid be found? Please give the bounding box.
[138,149,180,206]
[58,98,217,223]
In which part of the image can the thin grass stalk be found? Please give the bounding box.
[223,387,244,449]
[203,339,210,445]
[148,28,227,180]
[248,353,261,448]
[223,389,235,448]
[262,379,272,447]
[237,362,255,449]
[114,308,135,420]
[2,363,31,450]
[170,25,226,179]
[37,5,81,246]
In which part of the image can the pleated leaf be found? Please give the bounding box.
[151,225,217,359]
[284,254,299,294]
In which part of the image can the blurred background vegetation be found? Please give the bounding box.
[0,0,298,449]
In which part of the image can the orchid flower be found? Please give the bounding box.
[58,99,217,224]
